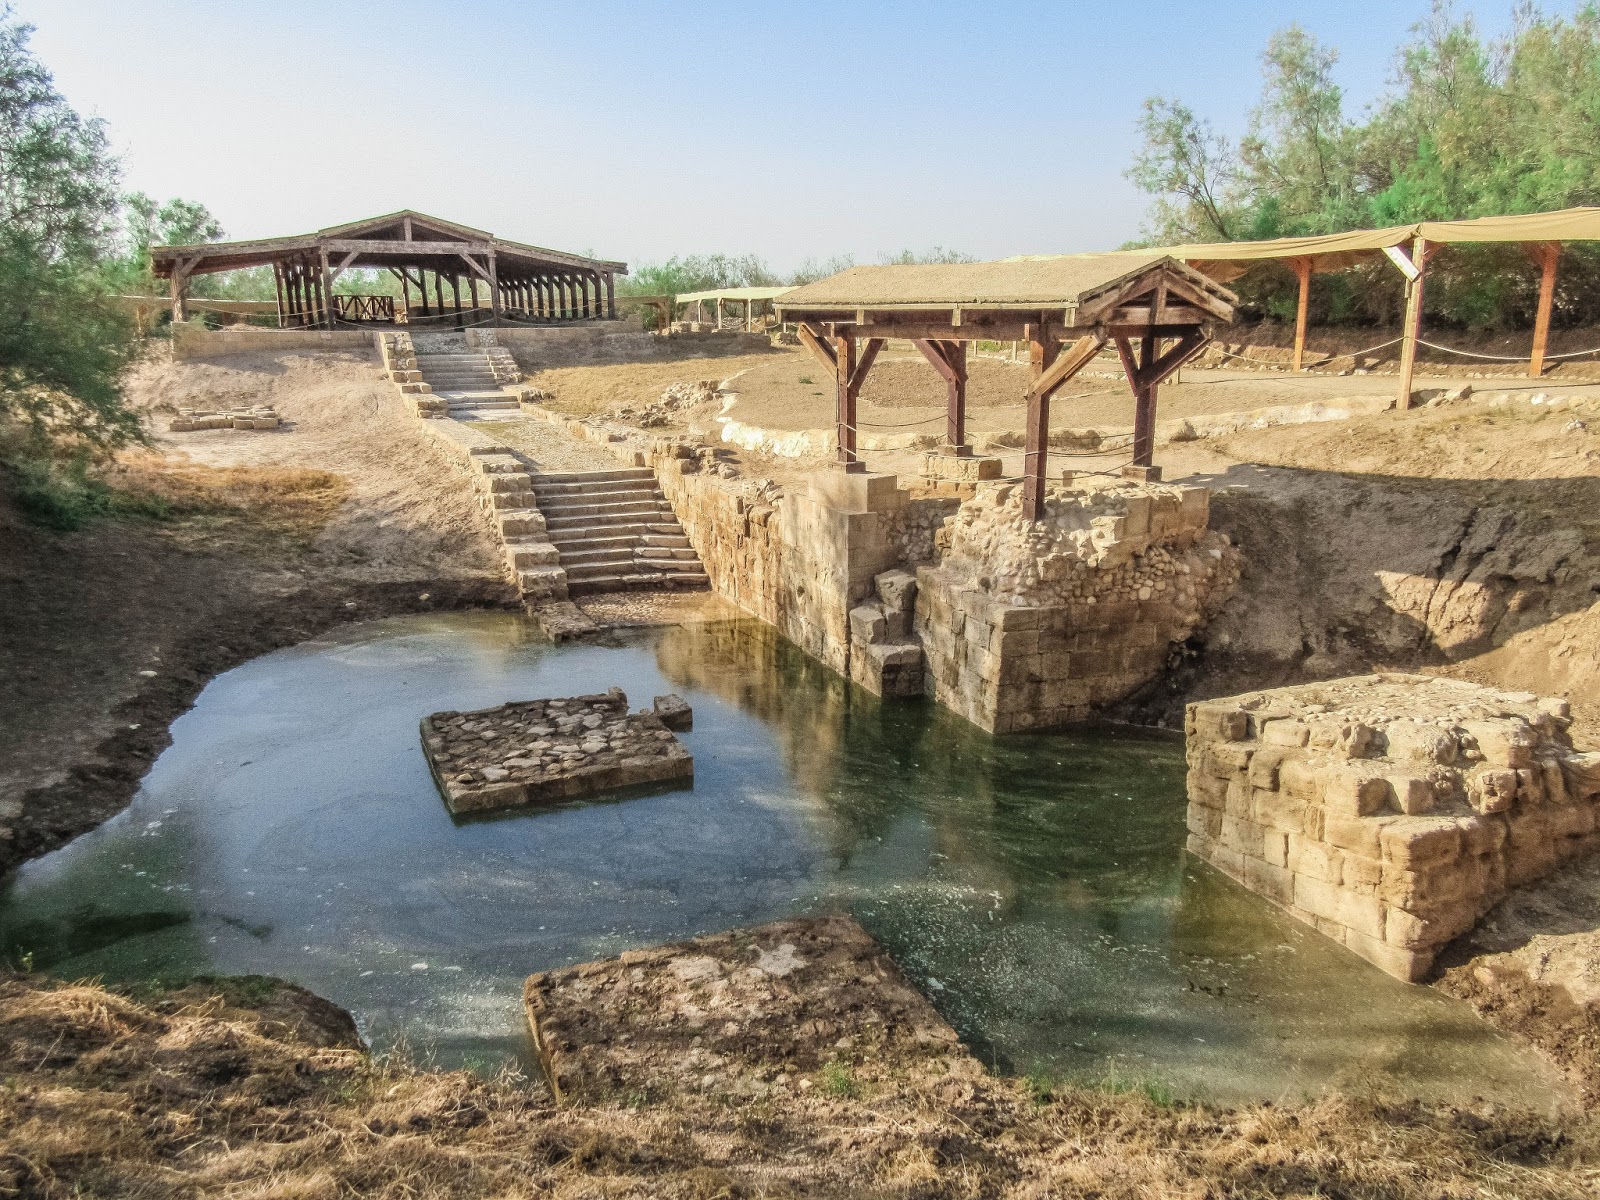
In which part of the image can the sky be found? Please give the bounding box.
[23,0,1527,275]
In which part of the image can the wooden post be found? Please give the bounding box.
[835,333,858,470]
[272,262,286,329]
[913,339,970,454]
[487,253,502,325]
[1291,256,1312,372]
[1023,327,1060,521]
[1396,236,1431,410]
[450,273,462,327]
[605,273,616,319]
[1530,242,1559,378]
[433,271,445,319]
[318,247,334,329]
[1133,333,1158,466]
[469,275,479,315]
[169,259,192,324]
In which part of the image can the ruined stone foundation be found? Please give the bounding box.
[915,480,1240,733]
[1185,674,1600,981]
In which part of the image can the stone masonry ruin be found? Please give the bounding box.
[1185,674,1600,981]
[421,689,693,815]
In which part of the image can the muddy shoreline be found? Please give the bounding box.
[1,578,514,879]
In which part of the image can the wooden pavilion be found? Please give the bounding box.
[775,255,1236,519]
[149,210,627,331]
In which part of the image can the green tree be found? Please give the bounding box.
[1126,98,1240,242]
[0,7,140,453]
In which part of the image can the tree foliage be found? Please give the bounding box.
[0,7,140,452]
[1126,2,1600,327]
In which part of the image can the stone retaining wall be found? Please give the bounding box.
[1185,674,1600,981]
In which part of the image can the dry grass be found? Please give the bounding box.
[2,973,1597,1198]
[526,352,784,417]
[103,452,350,545]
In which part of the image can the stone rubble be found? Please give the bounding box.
[1185,673,1600,981]
[420,687,692,814]
[169,405,280,431]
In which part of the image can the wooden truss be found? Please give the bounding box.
[791,263,1229,518]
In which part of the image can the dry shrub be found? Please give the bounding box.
[1,973,1597,1199]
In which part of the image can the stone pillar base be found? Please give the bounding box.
[921,453,1002,482]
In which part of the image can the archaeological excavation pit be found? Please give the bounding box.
[420,688,694,814]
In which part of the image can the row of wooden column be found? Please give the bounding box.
[1278,240,1565,401]
[272,257,328,328]
[797,321,1210,518]
[496,270,616,321]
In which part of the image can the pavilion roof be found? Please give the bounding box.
[775,253,1235,331]
[149,209,626,279]
[675,285,795,304]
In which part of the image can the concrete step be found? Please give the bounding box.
[637,546,700,561]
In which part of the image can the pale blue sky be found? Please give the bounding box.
[25,0,1525,272]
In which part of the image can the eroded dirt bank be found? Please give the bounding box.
[0,347,512,876]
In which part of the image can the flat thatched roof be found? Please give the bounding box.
[775,252,1232,312]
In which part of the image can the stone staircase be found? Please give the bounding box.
[412,333,521,415]
[533,468,709,593]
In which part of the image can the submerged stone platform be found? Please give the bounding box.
[523,915,972,1104]
[420,688,692,814]
[1186,673,1600,982]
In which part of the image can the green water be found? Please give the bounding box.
[0,613,1570,1107]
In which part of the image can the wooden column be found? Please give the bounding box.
[715,297,724,330]
[318,248,334,329]
[272,262,286,328]
[449,273,462,327]
[582,272,593,318]
[1395,236,1432,410]
[1291,256,1312,372]
[605,273,616,319]
[1133,333,1158,466]
[169,257,194,324]
[1529,242,1560,378]
[913,339,970,454]
[469,275,479,315]
[487,252,502,325]
[1023,327,1061,520]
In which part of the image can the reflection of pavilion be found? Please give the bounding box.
[150,210,626,331]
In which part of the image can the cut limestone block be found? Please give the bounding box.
[1185,673,1596,982]
[523,914,971,1104]
[420,688,691,815]
[653,694,692,731]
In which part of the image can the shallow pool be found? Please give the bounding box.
[0,613,1568,1106]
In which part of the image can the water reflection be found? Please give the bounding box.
[0,613,1570,1107]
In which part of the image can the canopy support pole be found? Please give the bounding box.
[1291,256,1312,372]
[1529,242,1560,378]
[1395,236,1434,410]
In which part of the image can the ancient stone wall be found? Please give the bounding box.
[914,481,1240,733]
[1185,674,1600,981]
[171,327,376,359]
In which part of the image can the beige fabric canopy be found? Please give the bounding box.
[675,285,794,304]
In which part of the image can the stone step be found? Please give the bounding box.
[566,570,709,595]
[530,481,661,502]
[546,517,683,539]
[536,499,670,520]
[558,545,636,567]
[637,546,700,561]
[533,468,656,486]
